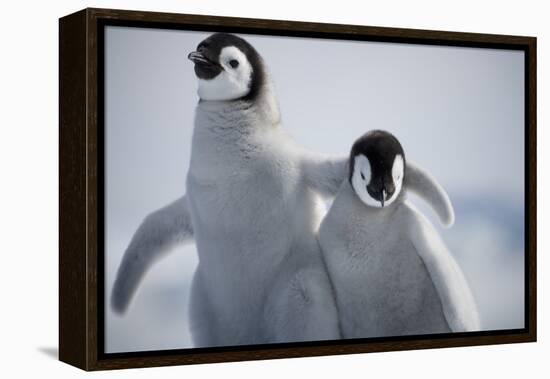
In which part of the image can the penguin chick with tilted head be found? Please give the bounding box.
[113,32,344,347]
[111,33,460,347]
[319,130,480,339]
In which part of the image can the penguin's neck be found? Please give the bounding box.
[340,180,402,227]
[196,79,281,136]
[190,80,284,182]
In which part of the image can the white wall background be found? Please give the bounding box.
[0,0,547,377]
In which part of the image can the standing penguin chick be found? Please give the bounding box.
[319,130,480,339]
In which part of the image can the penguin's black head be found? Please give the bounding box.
[349,130,406,208]
[188,33,265,101]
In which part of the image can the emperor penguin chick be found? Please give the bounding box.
[319,130,480,339]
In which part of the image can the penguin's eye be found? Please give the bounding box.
[229,59,239,68]
[360,172,365,180]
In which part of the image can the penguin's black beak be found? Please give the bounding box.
[188,51,210,64]
[367,182,392,208]
[188,49,223,79]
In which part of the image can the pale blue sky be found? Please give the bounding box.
[104,26,525,353]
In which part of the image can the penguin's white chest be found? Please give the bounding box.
[188,130,297,231]
[185,117,305,294]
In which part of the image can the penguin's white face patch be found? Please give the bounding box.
[197,46,253,101]
[351,155,378,207]
[389,154,405,205]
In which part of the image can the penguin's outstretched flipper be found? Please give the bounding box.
[407,203,480,331]
[111,195,194,314]
[406,161,455,228]
[300,151,348,197]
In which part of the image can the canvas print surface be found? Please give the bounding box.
[104,26,525,353]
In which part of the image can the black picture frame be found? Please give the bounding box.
[59,7,537,371]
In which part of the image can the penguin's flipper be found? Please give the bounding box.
[300,152,347,197]
[406,203,481,332]
[110,195,194,314]
[405,160,455,227]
